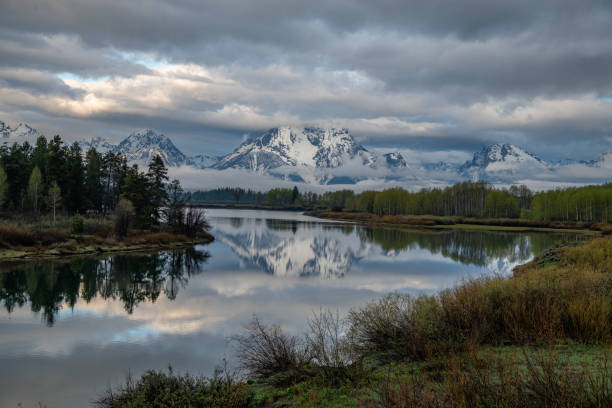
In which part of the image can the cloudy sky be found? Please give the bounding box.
[1,0,612,161]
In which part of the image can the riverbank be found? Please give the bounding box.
[188,201,308,211]
[98,236,612,407]
[306,210,609,234]
[0,219,214,262]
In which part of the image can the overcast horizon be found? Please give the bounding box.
[2,0,612,163]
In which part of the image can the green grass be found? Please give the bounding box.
[98,237,612,407]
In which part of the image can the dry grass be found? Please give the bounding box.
[122,232,190,246]
[346,238,612,362]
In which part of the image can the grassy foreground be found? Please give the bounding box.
[0,216,213,261]
[97,237,612,407]
[306,210,611,234]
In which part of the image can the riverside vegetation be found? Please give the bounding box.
[0,136,212,260]
[97,236,612,407]
[191,183,612,232]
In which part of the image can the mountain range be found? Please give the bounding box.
[1,119,610,186]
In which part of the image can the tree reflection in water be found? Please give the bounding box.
[0,248,209,326]
[359,228,582,267]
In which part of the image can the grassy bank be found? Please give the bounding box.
[0,216,214,261]
[97,237,612,407]
[306,210,610,234]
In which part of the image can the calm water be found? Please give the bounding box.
[0,209,580,407]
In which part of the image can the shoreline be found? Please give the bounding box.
[0,234,214,263]
[305,210,604,234]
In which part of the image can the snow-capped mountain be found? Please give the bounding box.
[114,129,188,167]
[188,153,220,169]
[383,152,407,169]
[79,136,116,154]
[0,120,12,139]
[0,120,44,144]
[586,152,612,169]
[459,143,550,181]
[214,127,376,172]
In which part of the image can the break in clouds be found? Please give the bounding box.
[1,0,612,162]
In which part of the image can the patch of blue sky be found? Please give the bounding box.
[111,326,160,343]
[57,72,110,83]
[116,51,168,69]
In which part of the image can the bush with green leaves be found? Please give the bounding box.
[70,214,84,234]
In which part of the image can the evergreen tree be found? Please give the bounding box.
[291,186,299,204]
[85,148,103,213]
[32,135,49,187]
[147,155,168,224]
[65,143,85,213]
[164,179,186,233]
[101,151,127,214]
[0,167,7,210]
[46,135,67,193]
[27,166,43,214]
[122,165,153,227]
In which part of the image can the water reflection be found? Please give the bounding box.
[0,248,209,326]
[0,210,584,408]
[213,214,579,278]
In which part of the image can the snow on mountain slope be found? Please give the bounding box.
[214,127,376,172]
[383,152,407,169]
[114,129,188,167]
[79,136,116,154]
[459,143,550,181]
[188,153,221,169]
[0,120,12,139]
[0,120,44,144]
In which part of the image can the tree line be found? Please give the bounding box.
[0,136,206,235]
[191,182,612,223]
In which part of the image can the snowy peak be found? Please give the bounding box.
[79,136,116,154]
[0,121,44,143]
[589,152,612,169]
[459,143,549,180]
[115,129,188,167]
[383,152,407,169]
[0,120,11,138]
[214,127,375,172]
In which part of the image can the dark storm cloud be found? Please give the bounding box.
[0,0,611,160]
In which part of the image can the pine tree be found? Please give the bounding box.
[85,148,103,213]
[65,142,85,213]
[0,167,8,210]
[27,166,43,215]
[147,155,168,224]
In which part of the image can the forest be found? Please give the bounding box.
[0,136,209,251]
[191,182,612,223]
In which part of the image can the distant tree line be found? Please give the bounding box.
[0,136,206,236]
[190,181,612,223]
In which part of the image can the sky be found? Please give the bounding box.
[1,0,612,161]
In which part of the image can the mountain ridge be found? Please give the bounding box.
[2,119,609,186]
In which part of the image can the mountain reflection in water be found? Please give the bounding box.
[0,209,583,408]
[213,215,579,278]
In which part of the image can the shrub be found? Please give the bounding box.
[70,214,84,234]
[95,366,255,408]
[0,225,35,247]
[232,316,310,382]
[113,199,134,238]
[183,207,210,238]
